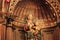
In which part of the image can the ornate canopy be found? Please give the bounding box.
[12,0,57,28]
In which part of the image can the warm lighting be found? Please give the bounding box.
[6,0,10,3]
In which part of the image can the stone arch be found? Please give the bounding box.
[7,0,60,40]
[13,0,60,22]
[12,0,58,28]
[9,0,60,22]
[9,0,59,13]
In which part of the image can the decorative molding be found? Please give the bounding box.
[9,0,21,13]
[46,0,60,23]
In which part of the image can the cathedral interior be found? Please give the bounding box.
[0,0,60,40]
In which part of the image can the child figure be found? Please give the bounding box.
[27,14,34,31]
[25,14,35,40]
[33,19,42,40]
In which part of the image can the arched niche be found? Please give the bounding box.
[12,0,57,28]
[9,0,60,23]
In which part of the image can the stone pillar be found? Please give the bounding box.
[0,24,6,40]
[0,26,1,40]
[6,27,13,40]
[2,0,5,12]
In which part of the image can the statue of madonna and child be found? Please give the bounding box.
[12,0,57,40]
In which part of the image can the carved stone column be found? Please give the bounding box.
[2,0,5,12]
[6,27,14,40]
[0,24,6,40]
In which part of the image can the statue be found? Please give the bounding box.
[12,0,57,40]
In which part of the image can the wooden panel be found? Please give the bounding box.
[41,28,55,40]
[41,27,60,40]
[13,29,25,40]
[53,27,59,40]
[43,33,54,40]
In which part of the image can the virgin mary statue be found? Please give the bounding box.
[6,0,57,40]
